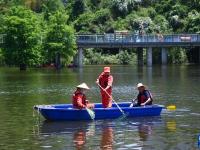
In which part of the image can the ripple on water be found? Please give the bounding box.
[190,112,200,116]
[177,108,190,112]
[40,145,52,148]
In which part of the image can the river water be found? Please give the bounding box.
[0,65,199,150]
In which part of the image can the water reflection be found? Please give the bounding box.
[1,66,200,149]
[138,123,152,141]
[100,122,114,150]
[38,117,162,149]
[166,120,177,132]
[73,130,86,150]
[147,67,152,85]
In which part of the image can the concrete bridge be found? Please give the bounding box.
[1,33,200,67]
[75,33,200,67]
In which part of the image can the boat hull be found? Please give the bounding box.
[34,102,163,121]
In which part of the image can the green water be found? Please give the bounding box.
[0,65,200,150]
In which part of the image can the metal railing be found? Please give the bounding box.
[76,34,200,44]
[1,33,200,46]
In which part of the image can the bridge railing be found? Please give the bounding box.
[1,33,200,45]
[76,34,200,44]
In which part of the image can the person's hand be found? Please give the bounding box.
[141,103,146,106]
[96,80,99,84]
[105,86,110,91]
[103,88,106,92]
[132,99,136,103]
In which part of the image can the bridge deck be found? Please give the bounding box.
[76,34,200,48]
[1,33,200,48]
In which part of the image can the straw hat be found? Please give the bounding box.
[137,83,145,88]
[77,83,90,90]
[104,67,110,73]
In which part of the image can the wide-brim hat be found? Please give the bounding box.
[77,83,90,90]
[137,83,145,88]
[104,67,110,73]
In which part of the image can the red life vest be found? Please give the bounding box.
[99,73,113,89]
[72,90,86,109]
[137,90,153,105]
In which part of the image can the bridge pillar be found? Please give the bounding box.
[137,48,143,66]
[161,48,167,65]
[199,47,200,64]
[74,48,83,67]
[146,47,152,67]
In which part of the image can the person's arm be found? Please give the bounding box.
[141,98,151,106]
[96,79,99,84]
[76,96,86,108]
[105,75,113,91]
[141,91,151,106]
[96,72,103,84]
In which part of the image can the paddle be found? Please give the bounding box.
[97,83,126,116]
[166,105,176,111]
[86,107,95,120]
[130,98,176,111]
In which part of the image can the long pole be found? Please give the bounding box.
[97,83,125,115]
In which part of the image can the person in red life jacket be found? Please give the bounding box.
[130,83,153,107]
[72,83,94,109]
[96,67,113,108]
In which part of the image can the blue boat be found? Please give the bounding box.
[34,102,163,121]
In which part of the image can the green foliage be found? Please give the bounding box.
[1,0,200,66]
[117,50,132,65]
[153,15,171,33]
[45,10,76,64]
[74,8,113,33]
[70,0,87,20]
[0,48,5,65]
[2,6,43,69]
[168,48,188,64]
[185,10,200,33]
[110,0,139,18]
[84,49,136,65]
[42,0,64,20]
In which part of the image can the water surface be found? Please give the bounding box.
[0,65,199,150]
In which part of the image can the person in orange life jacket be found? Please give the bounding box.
[96,67,113,108]
[130,83,153,107]
[72,83,94,109]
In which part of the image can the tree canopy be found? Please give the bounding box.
[2,6,43,70]
[0,0,200,68]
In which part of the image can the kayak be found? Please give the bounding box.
[34,102,163,121]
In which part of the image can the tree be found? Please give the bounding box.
[2,6,43,70]
[185,10,200,33]
[45,10,76,69]
[110,0,139,18]
[42,0,64,20]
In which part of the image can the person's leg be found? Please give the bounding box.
[107,89,112,108]
[101,91,112,108]
[101,91,107,108]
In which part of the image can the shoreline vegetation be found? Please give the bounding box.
[0,0,200,70]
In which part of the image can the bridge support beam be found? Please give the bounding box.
[137,48,143,66]
[146,47,152,67]
[161,48,167,65]
[199,47,200,64]
[74,48,83,67]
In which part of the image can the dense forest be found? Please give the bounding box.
[0,0,200,69]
